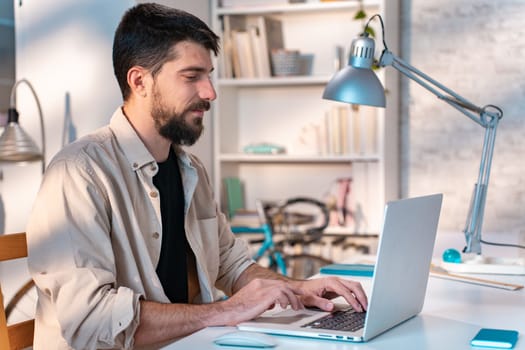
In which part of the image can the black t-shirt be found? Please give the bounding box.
[153,147,188,303]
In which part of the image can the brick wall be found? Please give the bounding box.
[401,0,525,234]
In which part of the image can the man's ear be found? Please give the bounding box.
[127,66,149,98]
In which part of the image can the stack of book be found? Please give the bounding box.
[324,105,378,156]
[220,15,285,79]
[297,105,378,156]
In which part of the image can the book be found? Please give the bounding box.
[352,106,362,154]
[219,17,233,78]
[230,210,261,229]
[339,105,349,154]
[248,26,263,78]
[470,328,519,349]
[221,15,283,78]
[361,105,377,154]
[258,16,284,77]
[223,177,244,219]
[248,23,270,78]
[347,105,378,155]
[323,106,351,155]
[320,263,375,277]
[232,30,256,78]
[331,106,341,154]
[221,15,246,78]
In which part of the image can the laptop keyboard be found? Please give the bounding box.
[301,308,366,332]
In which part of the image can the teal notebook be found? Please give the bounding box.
[223,177,244,219]
[471,328,519,349]
[320,263,375,277]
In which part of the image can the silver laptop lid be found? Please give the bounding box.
[238,194,443,343]
[363,193,443,340]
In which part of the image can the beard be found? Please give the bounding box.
[151,87,210,146]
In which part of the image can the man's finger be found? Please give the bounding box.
[316,279,367,312]
[300,294,334,311]
[337,279,368,310]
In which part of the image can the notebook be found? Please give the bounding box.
[238,194,443,342]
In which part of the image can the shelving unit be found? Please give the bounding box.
[211,0,400,234]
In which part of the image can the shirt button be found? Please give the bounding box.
[132,162,138,168]
[150,164,157,171]
[150,191,158,198]
[152,232,160,239]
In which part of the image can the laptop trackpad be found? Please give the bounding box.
[251,308,319,325]
[250,303,350,325]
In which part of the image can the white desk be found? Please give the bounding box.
[161,273,525,349]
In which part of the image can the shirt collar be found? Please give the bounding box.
[109,107,156,171]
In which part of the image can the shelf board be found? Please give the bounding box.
[216,0,380,16]
[217,75,332,87]
[218,153,380,163]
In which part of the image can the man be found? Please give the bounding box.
[26,3,367,349]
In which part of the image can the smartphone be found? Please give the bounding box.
[471,328,519,349]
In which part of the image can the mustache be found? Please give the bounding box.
[188,100,211,112]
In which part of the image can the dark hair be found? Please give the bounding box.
[112,3,219,100]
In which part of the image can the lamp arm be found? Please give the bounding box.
[379,51,502,127]
[378,50,503,255]
[463,120,499,254]
[10,79,46,173]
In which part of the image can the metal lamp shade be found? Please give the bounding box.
[323,35,386,107]
[322,66,386,107]
[0,121,43,162]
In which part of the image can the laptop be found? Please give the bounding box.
[238,193,443,342]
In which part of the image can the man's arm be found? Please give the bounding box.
[232,262,292,292]
[134,276,305,346]
[134,301,220,345]
[135,263,367,346]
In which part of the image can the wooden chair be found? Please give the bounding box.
[0,232,34,349]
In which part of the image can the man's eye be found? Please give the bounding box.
[185,75,199,81]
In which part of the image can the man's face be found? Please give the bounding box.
[150,41,216,145]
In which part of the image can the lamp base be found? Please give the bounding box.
[441,254,525,275]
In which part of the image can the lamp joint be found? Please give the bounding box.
[7,108,19,124]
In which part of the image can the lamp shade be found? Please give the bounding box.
[0,108,43,163]
[322,66,386,107]
[322,35,386,107]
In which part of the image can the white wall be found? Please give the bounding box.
[3,0,212,234]
[4,0,133,234]
[401,0,525,237]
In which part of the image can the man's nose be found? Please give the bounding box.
[200,78,216,101]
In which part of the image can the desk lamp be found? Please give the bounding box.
[0,78,46,174]
[323,15,524,274]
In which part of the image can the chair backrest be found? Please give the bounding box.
[0,232,34,350]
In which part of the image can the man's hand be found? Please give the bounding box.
[220,278,305,325]
[293,277,368,313]
[229,263,367,324]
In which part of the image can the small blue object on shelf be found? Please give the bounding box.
[243,142,286,154]
[320,264,374,277]
[442,248,462,263]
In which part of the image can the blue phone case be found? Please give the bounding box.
[471,328,519,349]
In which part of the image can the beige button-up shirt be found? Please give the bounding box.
[26,108,253,349]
